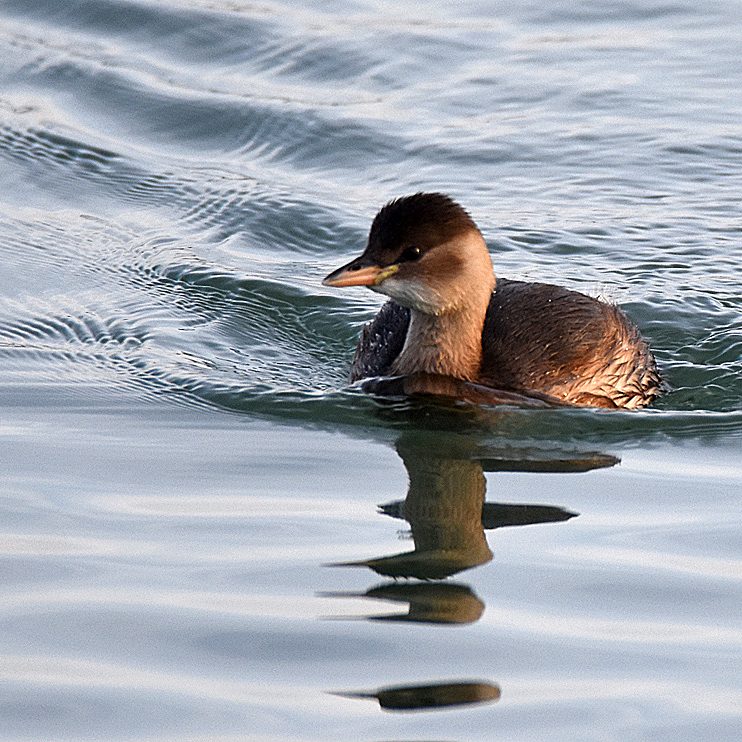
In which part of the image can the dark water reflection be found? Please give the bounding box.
[330,432,603,583]
[336,680,502,712]
[327,432,618,712]
[328,582,486,625]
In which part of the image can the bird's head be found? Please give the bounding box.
[323,193,494,316]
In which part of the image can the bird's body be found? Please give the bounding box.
[350,278,659,409]
[324,193,662,409]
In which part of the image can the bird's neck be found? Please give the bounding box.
[391,289,492,381]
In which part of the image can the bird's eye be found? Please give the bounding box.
[399,245,422,262]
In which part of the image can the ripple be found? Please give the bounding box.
[0,125,120,174]
[0,0,739,432]
[0,3,404,175]
[0,588,363,620]
[0,112,356,254]
[505,677,742,715]
[0,654,295,705]
[0,535,159,558]
[559,546,742,583]
[482,604,742,647]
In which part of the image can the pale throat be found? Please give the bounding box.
[391,293,491,381]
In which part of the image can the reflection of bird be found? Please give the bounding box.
[324,193,662,409]
[333,445,493,580]
[330,434,599,581]
[335,680,501,711]
[322,582,485,625]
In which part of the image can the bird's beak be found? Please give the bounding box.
[322,256,398,288]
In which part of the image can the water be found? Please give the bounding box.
[0,0,740,739]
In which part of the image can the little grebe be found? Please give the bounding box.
[323,193,661,409]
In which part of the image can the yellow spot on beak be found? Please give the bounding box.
[373,264,399,285]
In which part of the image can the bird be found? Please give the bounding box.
[323,193,662,409]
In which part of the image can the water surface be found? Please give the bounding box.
[0,1,741,740]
